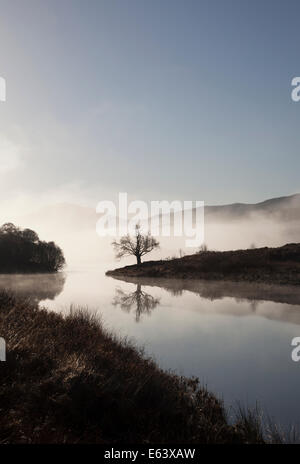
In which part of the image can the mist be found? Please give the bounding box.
[0,193,297,270]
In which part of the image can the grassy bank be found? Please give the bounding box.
[106,243,300,285]
[0,292,265,444]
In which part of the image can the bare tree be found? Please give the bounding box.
[197,243,208,253]
[112,224,159,265]
[113,284,160,322]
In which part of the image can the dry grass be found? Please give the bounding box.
[0,291,264,444]
[107,243,300,285]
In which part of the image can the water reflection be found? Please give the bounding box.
[113,283,160,322]
[2,270,300,429]
[0,273,66,305]
[109,275,300,325]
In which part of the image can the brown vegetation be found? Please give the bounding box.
[0,292,263,444]
[106,243,300,285]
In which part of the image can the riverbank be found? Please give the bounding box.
[106,243,300,285]
[0,291,264,444]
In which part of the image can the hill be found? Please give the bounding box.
[106,243,300,285]
[204,193,300,222]
[4,193,300,266]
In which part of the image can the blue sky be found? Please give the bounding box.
[0,0,299,214]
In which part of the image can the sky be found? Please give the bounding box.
[0,0,300,217]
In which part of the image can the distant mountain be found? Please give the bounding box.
[5,193,300,266]
[205,193,300,222]
[17,193,300,231]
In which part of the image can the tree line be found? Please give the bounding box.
[0,223,65,273]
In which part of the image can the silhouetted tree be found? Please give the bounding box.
[0,223,19,235]
[22,228,39,243]
[198,243,208,253]
[112,224,159,265]
[113,284,160,322]
[0,223,65,273]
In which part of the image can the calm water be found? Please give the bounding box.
[1,267,300,431]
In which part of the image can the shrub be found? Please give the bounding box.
[0,223,65,273]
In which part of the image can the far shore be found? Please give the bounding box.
[106,243,300,286]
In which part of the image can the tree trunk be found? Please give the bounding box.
[136,255,141,265]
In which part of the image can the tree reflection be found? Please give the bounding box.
[108,274,300,325]
[113,284,160,322]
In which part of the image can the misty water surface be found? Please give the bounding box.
[1,268,300,432]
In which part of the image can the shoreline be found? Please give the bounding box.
[0,291,265,444]
[106,243,300,286]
